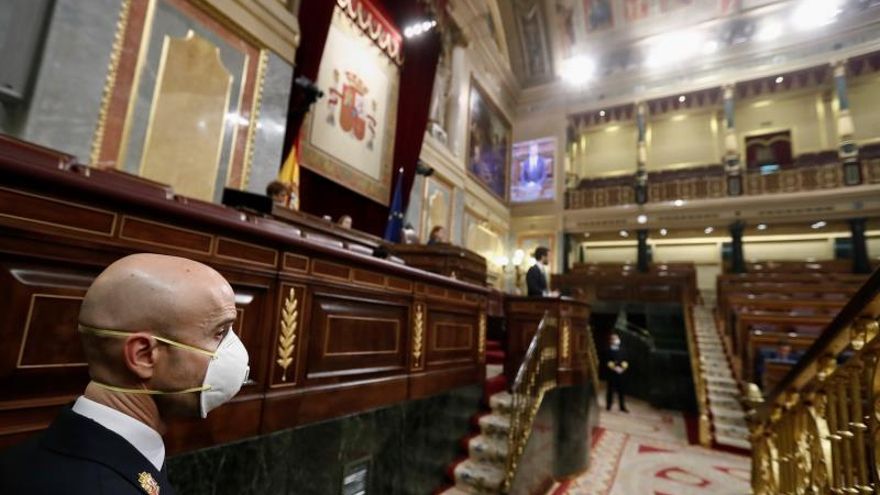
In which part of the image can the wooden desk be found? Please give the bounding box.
[0,135,488,453]
[390,243,488,286]
[503,296,593,388]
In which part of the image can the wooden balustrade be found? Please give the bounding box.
[565,150,880,210]
[748,267,880,494]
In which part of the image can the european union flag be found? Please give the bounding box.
[383,167,405,242]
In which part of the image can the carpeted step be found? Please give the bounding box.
[488,391,512,414]
[486,340,502,352]
[467,434,509,464]
[452,459,505,494]
[485,350,505,365]
[478,413,511,438]
[484,374,508,398]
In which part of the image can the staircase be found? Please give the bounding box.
[439,339,511,494]
[692,305,750,450]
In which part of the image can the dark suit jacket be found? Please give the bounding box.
[526,264,547,297]
[0,407,176,495]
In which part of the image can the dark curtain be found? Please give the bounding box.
[282,1,441,237]
[745,130,793,170]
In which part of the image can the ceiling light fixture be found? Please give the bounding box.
[702,40,719,55]
[599,110,606,117]
[637,214,647,224]
[811,220,827,229]
[678,95,687,103]
[673,199,684,207]
[619,230,629,238]
[757,223,768,230]
[775,76,784,84]
[646,30,704,68]
[755,20,783,42]
[704,226,714,234]
[660,228,668,236]
[560,55,596,86]
[403,19,437,39]
[792,0,842,30]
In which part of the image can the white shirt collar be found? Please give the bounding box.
[72,396,165,471]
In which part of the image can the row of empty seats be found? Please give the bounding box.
[715,264,870,394]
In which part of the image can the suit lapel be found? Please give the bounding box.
[41,407,165,494]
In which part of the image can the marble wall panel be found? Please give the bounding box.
[19,0,124,162]
[245,52,293,195]
[167,384,483,494]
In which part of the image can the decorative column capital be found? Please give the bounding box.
[832,59,847,78]
[722,84,736,100]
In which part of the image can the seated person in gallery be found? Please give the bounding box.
[427,226,446,245]
[526,246,551,297]
[755,341,803,386]
[266,180,290,206]
[0,253,250,495]
[401,223,419,244]
[337,215,353,229]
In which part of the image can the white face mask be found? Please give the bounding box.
[199,330,250,418]
[78,325,250,418]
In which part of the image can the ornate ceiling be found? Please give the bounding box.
[500,0,880,90]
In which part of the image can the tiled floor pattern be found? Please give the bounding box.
[550,396,751,495]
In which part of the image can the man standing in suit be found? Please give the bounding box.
[606,333,629,412]
[0,253,250,494]
[526,246,550,297]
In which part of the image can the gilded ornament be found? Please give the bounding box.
[477,311,487,362]
[90,0,133,167]
[276,287,299,381]
[412,303,424,367]
[241,50,269,189]
[560,318,571,360]
[138,471,160,495]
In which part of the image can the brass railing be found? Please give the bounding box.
[501,313,559,493]
[749,267,880,494]
[683,304,713,447]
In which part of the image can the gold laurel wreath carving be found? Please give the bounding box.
[478,312,487,362]
[276,288,299,381]
[561,319,571,360]
[412,304,424,366]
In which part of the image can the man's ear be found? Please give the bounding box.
[122,333,158,380]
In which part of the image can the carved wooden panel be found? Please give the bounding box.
[215,237,278,267]
[0,262,95,402]
[0,187,116,237]
[120,216,213,254]
[305,291,407,381]
[425,309,475,368]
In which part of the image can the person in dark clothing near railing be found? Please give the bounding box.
[526,246,550,297]
[606,333,629,412]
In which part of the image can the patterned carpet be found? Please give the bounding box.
[550,396,751,495]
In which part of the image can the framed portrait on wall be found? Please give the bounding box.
[466,78,511,201]
[300,1,402,205]
[510,137,556,203]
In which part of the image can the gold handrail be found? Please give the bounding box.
[683,304,712,447]
[749,267,880,494]
[501,312,558,493]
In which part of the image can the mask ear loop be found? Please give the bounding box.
[79,325,213,395]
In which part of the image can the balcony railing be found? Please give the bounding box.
[748,267,880,494]
[566,147,880,210]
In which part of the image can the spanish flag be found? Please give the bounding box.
[278,138,300,210]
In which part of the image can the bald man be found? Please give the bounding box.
[0,254,249,494]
